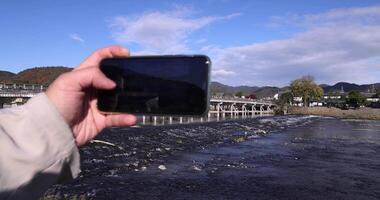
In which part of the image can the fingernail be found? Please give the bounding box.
[108,80,116,88]
[120,47,129,55]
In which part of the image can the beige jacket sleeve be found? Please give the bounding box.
[0,93,81,199]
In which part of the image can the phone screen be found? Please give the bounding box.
[97,55,211,116]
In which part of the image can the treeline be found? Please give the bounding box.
[0,67,72,85]
[277,75,380,111]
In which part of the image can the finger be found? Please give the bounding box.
[68,67,116,90]
[76,45,130,70]
[105,114,137,128]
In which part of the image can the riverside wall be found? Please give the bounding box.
[289,106,380,120]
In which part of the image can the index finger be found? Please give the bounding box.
[76,45,130,70]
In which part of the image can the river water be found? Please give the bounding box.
[44,116,380,200]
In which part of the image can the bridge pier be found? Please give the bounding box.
[251,105,256,117]
[153,116,157,126]
[216,103,220,119]
[242,104,247,118]
[161,116,165,125]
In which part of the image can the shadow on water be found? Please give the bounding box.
[44,116,380,200]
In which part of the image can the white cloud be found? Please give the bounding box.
[196,38,208,44]
[109,9,240,54]
[68,34,85,43]
[107,5,380,86]
[212,69,236,76]
[271,5,380,28]
[214,5,380,86]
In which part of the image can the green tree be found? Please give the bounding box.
[347,91,366,106]
[278,92,293,106]
[274,91,293,114]
[290,75,324,107]
[235,91,243,97]
[372,88,380,98]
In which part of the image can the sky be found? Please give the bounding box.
[1,0,380,86]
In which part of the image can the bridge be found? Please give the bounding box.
[209,96,275,118]
[141,96,275,125]
[0,86,276,124]
[0,83,47,108]
[139,96,276,125]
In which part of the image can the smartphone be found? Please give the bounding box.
[97,55,211,116]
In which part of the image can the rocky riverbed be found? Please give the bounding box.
[43,116,380,199]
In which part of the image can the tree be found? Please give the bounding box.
[235,91,243,97]
[372,88,380,98]
[347,91,366,106]
[274,91,293,114]
[278,92,293,105]
[290,75,324,107]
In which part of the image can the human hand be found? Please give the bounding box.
[46,46,137,146]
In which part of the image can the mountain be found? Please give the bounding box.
[0,71,16,82]
[1,67,379,97]
[253,86,280,98]
[321,82,380,93]
[1,67,72,85]
[210,81,380,99]
[210,82,259,95]
[319,84,330,88]
[210,81,279,98]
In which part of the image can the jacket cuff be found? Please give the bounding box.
[25,93,81,178]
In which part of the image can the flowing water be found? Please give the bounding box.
[44,116,380,200]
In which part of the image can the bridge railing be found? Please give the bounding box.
[0,83,47,91]
[0,90,41,98]
[0,91,275,106]
[210,96,274,105]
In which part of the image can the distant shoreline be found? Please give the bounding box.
[289,107,380,120]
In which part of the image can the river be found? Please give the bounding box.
[44,116,380,200]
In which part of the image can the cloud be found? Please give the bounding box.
[107,5,380,86]
[69,34,84,43]
[214,5,380,86]
[109,9,240,54]
[271,5,380,28]
[212,69,236,76]
[196,38,208,44]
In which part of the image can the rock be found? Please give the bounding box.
[234,137,246,143]
[193,165,202,171]
[158,165,167,170]
[254,129,267,134]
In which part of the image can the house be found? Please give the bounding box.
[366,98,380,102]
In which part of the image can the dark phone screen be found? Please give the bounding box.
[97,56,210,115]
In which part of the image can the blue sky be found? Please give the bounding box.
[1,0,380,86]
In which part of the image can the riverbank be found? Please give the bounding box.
[289,106,380,120]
